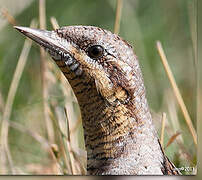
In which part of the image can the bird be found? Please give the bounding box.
[14,25,181,175]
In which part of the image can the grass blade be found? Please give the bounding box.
[0,19,37,174]
[39,0,55,144]
[165,132,181,149]
[114,0,123,34]
[50,17,60,30]
[156,41,197,147]
[1,7,17,26]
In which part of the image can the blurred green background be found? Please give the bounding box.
[0,0,197,176]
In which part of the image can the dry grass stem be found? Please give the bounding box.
[50,109,72,174]
[187,3,198,150]
[64,108,77,174]
[39,0,46,30]
[64,108,85,174]
[114,0,123,34]
[50,17,60,30]
[156,41,197,147]
[0,90,5,113]
[9,121,49,150]
[69,116,82,134]
[50,17,76,174]
[39,0,55,144]
[166,90,184,143]
[160,112,166,149]
[65,103,83,170]
[165,132,181,149]
[50,144,64,174]
[0,19,37,174]
[1,7,17,26]
[155,108,193,163]
[187,2,197,64]
[60,139,72,174]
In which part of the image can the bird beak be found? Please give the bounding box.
[14,26,58,49]
[14,26,74,57]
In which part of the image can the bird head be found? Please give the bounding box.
[15,26,142,104]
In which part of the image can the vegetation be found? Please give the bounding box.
[0,0,197,175]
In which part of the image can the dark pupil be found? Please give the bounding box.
[88,45,103,58]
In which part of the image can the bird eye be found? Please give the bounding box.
[87,45,104,59]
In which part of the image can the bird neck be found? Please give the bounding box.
[61,68,165,175]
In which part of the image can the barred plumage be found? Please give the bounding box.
[15,25,181,175]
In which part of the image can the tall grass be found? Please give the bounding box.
[0,0,197,175]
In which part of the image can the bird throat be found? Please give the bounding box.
[49,54,164,175]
